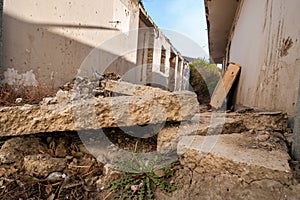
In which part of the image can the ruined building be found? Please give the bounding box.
[0,0,189,91]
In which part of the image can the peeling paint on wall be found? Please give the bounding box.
[227,0,300,117]
[280,37,293,57]
[1,0,140,88]
[3,68,38,86]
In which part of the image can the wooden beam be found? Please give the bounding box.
[210,62,241,109]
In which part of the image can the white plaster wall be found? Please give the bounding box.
[181,63,190,91]
[1,0,139,88]
[229,0,300,117]
[175,57,183,91]
[151,30,173,89]
[132,22,154,85]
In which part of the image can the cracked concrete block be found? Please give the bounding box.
[157,111,287,155]
[178,133,293,185]
[232,112,288,131]
[153,133,300,199]
[155,133,300,200]
[157,116,246,154]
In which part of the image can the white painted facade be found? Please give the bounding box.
[132,5,188,91]
[206,0,300,117]
[227,0,300,117]
[1,0,140,88]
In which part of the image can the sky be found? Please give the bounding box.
[142,0,209,59]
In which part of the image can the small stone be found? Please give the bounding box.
[55,89,70,103]
[47,172,66,181]
[55,138,68,158]
[154,169,165,178]
[256,134,270,142]
[96,164,122,189]
[41,97,56,105]
[15,98,22,103]
[65,156,73,161]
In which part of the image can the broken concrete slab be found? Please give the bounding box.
[178,133,292,185]
[157,111,287,154]
[238,112,288,131]
[155,133,299,199]
[201,111,288,131]
[157,117,246,153]
[0,90,199,136]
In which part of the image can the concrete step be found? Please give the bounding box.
[178,133,292,185]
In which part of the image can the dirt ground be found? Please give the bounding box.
[0,114,299,200]
[0,128,160,200]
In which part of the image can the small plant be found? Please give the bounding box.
[106,155,181,200]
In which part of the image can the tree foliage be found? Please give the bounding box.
[189,59,221,97]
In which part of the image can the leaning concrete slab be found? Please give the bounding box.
[0,90,199,136]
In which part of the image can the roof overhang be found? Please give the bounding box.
[205,0,240,63]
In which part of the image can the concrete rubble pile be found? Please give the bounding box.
[0,80,299,199]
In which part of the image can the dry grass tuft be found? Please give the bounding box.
[0,84,57,106]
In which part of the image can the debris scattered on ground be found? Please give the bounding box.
[0,72,121,107]
[0,75,300,199]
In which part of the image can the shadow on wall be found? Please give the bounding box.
[1,14,137,89]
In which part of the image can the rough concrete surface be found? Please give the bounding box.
[103,80,171,97]
[157,111,287,154]
[0,88,198,136]
[154,110,300,199]
[155,132,300,199]
[178,134,292,184]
